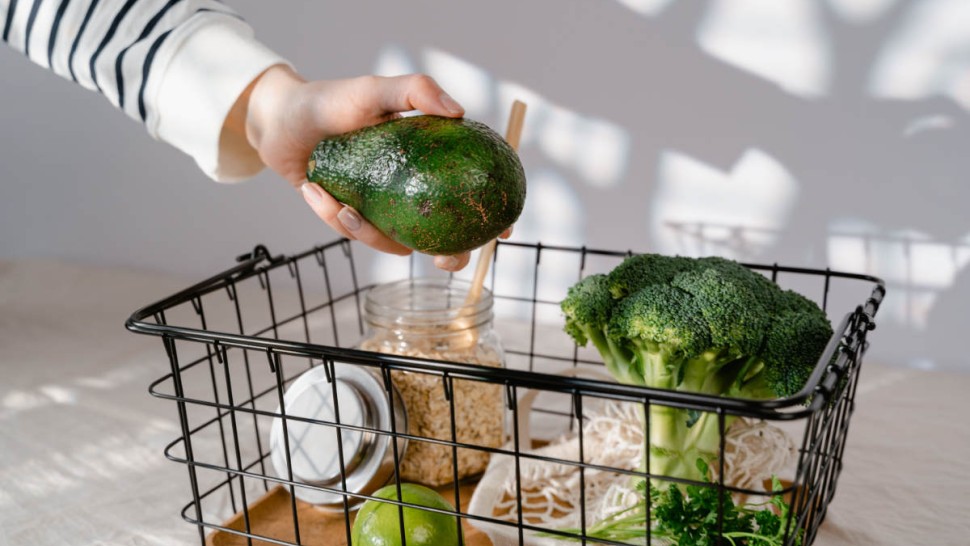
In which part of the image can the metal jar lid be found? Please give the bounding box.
[269,363,407,510]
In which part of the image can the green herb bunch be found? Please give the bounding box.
[554,460,803,546]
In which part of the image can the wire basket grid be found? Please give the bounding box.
[126,240,884,546]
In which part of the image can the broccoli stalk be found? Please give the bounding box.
[638,349,749,482]
[562,254,832,486]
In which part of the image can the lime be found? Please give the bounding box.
[352,483,463,546]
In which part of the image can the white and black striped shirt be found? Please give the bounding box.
[1,0,288,180]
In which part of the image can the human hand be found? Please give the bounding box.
[238,65,509,272]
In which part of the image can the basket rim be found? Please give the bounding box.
[125,239,886,421]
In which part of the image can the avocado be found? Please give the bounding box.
[306,115,526,255]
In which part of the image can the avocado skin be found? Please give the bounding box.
[306,115,526,255]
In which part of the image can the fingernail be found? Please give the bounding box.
[436,255,460,270]
[337,207,362,232]
[301,183,323,206]
[439,92,464,116]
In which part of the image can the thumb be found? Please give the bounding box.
[366,74,465,118]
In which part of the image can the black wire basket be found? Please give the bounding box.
[126,240,884,546]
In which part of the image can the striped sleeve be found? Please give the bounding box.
[1,0,290,181]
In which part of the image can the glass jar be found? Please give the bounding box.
[358,277,506,486]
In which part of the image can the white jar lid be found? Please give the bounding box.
[270,363,407,509]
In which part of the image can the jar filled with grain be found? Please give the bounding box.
[358,277,506,487]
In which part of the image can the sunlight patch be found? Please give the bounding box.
[826,220,970,329]
[613,0,677,17]
[652,148,799,259]
[868,0,970,109]
[698,0,831,97]
[373,44,416,77]
[826,0,898,23]
[424,48,494,119]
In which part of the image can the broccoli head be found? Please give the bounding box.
[560,253,833,483]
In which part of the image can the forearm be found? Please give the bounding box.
[3,3,478,267]
[1,0,288,180]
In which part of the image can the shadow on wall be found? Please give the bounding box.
[366,0,969,371]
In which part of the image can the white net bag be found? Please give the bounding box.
[467,374,796,546]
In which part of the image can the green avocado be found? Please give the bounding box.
[306,115,526,255]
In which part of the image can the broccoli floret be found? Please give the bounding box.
[562,274,635,382]
[608,284,714,387]
[560,253,833,484]
[562,273,612,349]
[671,260,772,357]
[607,254,695,300]
[761,289,833,397]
